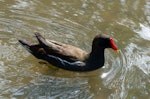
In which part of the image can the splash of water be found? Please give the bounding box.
[135,24,150,41]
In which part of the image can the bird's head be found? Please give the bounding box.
[92,34,119,52]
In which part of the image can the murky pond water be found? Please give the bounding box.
[0,0,150,99]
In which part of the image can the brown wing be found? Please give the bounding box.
[43,39,88,62]
[35,33,88,62]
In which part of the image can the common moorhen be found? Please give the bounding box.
[19,33,118,71]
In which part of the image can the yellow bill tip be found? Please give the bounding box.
[115,50,120,53]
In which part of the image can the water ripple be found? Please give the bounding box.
[11,75,93,99]
[102,43,150,99]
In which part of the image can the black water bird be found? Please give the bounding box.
[19,33,118,71]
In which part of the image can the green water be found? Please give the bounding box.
[0,0,150,99]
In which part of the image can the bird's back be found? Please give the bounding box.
[42,39,88,62]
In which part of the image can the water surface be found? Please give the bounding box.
[0,0,150,99]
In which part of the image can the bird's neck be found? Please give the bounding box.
[87,48,105,68]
